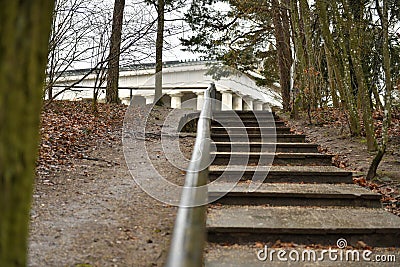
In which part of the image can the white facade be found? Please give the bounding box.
[52,61,282,110]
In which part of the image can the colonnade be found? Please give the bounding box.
[125,89,271,111]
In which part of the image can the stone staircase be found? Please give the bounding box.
[205,111,400,265]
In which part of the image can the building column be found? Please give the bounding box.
[254,100,264,111]
[263,103,271,111]
[221,90,233,110]
[144,95,154,104]
[232,93,243,110]
[170,93,183,109]
[243,96,253,110]
[196,92,204,110]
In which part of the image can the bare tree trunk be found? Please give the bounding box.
[47,48,55,99]
[106,0,125,104]
[299,0,318,108]
[47,6,57,100]
[154,0,165,106]
[317,0,361,134]
[367,0,392,179]
[93,64,107,115]
[272,0,292,111]
[324,43,339,107]
[342,0,376,151]
[289,0,305,116]
[331,0,361,136]
[0,1,54,266]
[371,83,384,110]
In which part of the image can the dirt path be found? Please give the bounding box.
[28,104,195,267]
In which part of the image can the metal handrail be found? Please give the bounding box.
[165,83,216,267]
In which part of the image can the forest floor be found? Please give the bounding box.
[28,102,400,266]
[281,108,400,216]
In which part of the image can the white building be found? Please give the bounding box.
[52,60,282,110]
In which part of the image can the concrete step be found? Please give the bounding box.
[213,142,319,153]
[207,206,400,247]
[213,114,280,122]
[213,110,275,114]
[208,165,352,183]
[213,115,280,121]
[213,116,280,123]
[208,183,381,208]
[210,152,332,166]
[213,111,276,115]
[211,126,291,134]
[211,133,306,143]
[211,120,286,127]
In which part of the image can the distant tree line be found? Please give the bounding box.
[1,1,399,265]
[182,0,400,177]
[46,0,189,107]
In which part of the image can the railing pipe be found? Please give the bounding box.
[165,83,216,267]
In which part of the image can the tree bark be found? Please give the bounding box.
[106,0,125,104]
[371,83,384,110]
[324,43,339,107]
[154,0,165,105]
[298,0,318,108]
[272,0,292,112]
[342,0,376,150]
[329,0,361,136]
[289,0,305,114]
[367,0,393,179]
[47,6,57,100]
[0,1,54,266]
